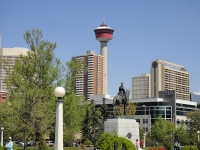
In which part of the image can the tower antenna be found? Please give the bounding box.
[0,30,1,48]
[103,12,106,23]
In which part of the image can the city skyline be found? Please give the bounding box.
[1,1,200,97]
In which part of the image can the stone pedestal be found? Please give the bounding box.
[104,116,140,147]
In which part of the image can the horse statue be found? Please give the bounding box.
[113,89,130,116]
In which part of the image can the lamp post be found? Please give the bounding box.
[1,127,4,147]
[54,87,65,150]
[197,131,200,142]
[143,105,146,148]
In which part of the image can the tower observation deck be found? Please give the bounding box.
[94,22,114,94]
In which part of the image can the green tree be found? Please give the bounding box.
[174,122,189,145]
[64,58,86,94]
[151,117,176,149]
[82,99,103,145]
[62,93,87,145]
[0,28,62,150]
[62,59,87,145]
[186,110,200,144]
[139,128,144,141]
[99,98,109,123]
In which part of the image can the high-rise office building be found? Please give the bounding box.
[0,47,29,103]
[131,73,151,99]
[73,50,104,100]
[151,59,190,100]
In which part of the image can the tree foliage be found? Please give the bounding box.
[0,28,62,149]
[151,117,176,149]
[186,110,200,143]
[63,92,87,144]
[99,98,109,123]
[62,59,87,144]
[97,132,136,150]
[64,58,86,94]
[174,122,189,145]
[81,99,103,145]
[139,128,144,140]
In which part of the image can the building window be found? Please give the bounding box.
[143,119,148,124]
[136,119,140,124]
[143,127,148,132]
[1,94,6,99]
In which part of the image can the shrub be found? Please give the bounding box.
[83,139,92,145]
[97,132,136,150]
[182,146,198,150]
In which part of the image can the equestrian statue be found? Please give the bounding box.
[113,82,130,115]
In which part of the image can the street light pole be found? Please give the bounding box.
[143,105,146,148]
[54,87,65,150]
[1,127,4,147]
[197,131,200,142]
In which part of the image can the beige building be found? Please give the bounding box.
[151,59,190,100]
[72,50,104,100]
[0,47,29,103]
[131,73,151,99]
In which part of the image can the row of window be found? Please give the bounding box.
[136,119,148,124]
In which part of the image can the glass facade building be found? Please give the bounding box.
[190,92,200,108]
[136,105,172,124]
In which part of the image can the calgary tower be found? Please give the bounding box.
[94,22,114,94]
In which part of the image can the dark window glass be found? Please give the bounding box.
[136,119,140,124]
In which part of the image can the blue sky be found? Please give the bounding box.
[1,1,200,97]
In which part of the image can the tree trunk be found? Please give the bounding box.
[24,128,27,150]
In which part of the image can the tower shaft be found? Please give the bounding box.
[94,22,114,95]
[100,41,108,94]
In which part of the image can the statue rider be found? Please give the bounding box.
[118,82,126,99]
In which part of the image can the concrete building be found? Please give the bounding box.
[151,59,190,100]
[131,73,151,99]
[134,96,197,134]
[72,50,104,100]
[94,22,114,94]
[92,90,197,135]
[190,92,200,108]
[0,47,29,102]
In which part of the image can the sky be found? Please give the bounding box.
[0,1,200,97]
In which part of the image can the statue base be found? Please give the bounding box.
[104,116,141,148]
[107,115,135,119]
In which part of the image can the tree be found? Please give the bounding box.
[151,117,176,150]
[0,28,62,150]
[174,122,189,145]
[62,59,87,145]
[139,128,144,141]
[62,92,87,145]
[82,99,103,145]
[186,110,200,144]
[64,58,86,94]
[99,98,109,123]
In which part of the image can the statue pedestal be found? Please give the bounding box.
[104,116,140,148]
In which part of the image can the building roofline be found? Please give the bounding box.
[154,59,188,73]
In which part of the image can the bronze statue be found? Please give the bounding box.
[113,82,130,115]
[118,82,126,99]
